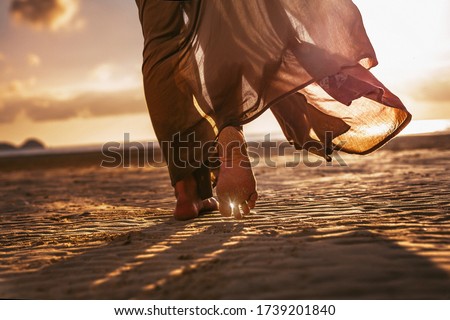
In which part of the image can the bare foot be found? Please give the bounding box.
[216,126,258,219]
[173,174,218,221]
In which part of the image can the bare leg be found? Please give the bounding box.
[216,126,258,219]
[173,174,218,221]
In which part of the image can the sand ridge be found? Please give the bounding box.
[0,149,449,299]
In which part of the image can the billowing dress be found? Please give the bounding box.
[135,0,411,197]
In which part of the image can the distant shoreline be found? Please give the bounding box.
[0,132,449,172]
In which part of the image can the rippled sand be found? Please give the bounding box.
[0,148,449,299]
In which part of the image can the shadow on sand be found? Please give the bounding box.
[2,213,449,299]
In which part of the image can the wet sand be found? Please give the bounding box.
[0,136,449,299]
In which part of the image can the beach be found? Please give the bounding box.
[0,134,449,299]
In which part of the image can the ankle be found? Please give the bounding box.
[174,174,198,200]
[218,127,249,167]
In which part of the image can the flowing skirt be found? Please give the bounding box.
[136,0,411,193]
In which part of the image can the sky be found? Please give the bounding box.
[0,0,449,147]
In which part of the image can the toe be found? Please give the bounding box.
[241,201,250,215]
[233,205,243,219]
[200,197,219,213]
[247,192,258,209]
[219,199,232,217]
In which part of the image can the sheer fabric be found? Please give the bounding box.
[136,0,411,186]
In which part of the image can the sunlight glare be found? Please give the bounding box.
[400,119,450,136]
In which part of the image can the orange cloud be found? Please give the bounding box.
[412,67,450,102]
[0,89,146,123]
[10,0,80,31]
[8,80,25,93]
[27,53,41,67]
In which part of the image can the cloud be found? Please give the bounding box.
[0,89,147,123]
[27,53,41,67]
[10,0,80,31]
[7,80,25,93]
[90,64,113,82]
[84,63,141,92]
[2,78,36,96]
[412,67,450,102]
[0,102,21,123]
